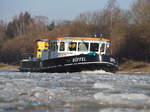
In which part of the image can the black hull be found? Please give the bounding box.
[19,54,118,73]
[41,62,118,73]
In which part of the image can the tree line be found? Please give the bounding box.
[0,0,150,64]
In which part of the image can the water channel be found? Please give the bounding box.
[0,70,150,112]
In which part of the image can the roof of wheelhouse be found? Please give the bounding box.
[48,37,110,42]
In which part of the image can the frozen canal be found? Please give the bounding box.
[0,70,150,112]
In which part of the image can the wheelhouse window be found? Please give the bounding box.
[100,43,105,52]
[90,43,99,52]
[59,42,65,51]
[51,42,58,51]
[78,42,89,51]
[106,44,111,55]
[68,42,77,51]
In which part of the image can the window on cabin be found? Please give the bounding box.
[55,42,58,51]
[100,43,105,52]
[50,42,54,51]
[59,42,65,51]
[90,43,99,52]
[51,42,58,51]
[78,42,89,51]
[106,44,111,55]
[68,42,77,51]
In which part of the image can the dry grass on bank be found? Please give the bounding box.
[0,62,19,70]
[119,60,150,73]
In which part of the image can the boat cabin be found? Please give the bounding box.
[36,37,110,60]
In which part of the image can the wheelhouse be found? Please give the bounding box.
[44,37,111,59]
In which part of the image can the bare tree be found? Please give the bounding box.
[34,16,49,31]
[0,20,7,42]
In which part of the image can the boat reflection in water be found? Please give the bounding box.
[19,37,118,73]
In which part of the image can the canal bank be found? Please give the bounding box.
[119,60,150,73]
[0,62,18,70]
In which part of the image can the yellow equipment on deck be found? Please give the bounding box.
[36,39,49,58]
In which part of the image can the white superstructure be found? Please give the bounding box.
[41,37,110,60]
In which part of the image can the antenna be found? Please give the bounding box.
[100,34,103,38]
[60,33,64,37]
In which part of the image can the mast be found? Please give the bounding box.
[104,0,119,55]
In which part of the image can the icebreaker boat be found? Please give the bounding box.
[19,37,118,73]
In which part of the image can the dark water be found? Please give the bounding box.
[0,69,150,112]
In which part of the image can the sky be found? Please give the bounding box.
[0,0,134,23]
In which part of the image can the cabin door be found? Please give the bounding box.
[50,42,58,59]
